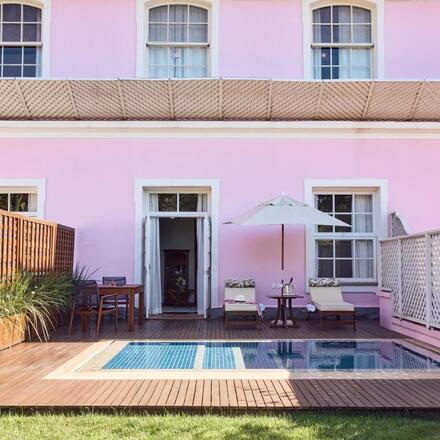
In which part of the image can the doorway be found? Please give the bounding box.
[160,217,197,314]
[144,191,211,318]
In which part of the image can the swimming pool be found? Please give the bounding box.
[102,340,440,372]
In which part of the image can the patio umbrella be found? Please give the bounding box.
[225,193,350,282]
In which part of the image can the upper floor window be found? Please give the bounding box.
[312,5,373,80]
[0,3,42,77]
[147,4,209,78]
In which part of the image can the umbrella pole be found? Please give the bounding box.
[281,224,284,284]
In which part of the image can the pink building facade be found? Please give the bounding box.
[1,0,440,320]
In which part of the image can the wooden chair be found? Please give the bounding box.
[68,280,118,336]
[308,285,356,331]
[102,276,128,320]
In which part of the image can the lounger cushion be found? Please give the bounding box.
[314,301,355,312]
[224,287,256,302]
[225,303,259,312]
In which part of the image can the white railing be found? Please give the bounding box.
[380,230,440,329]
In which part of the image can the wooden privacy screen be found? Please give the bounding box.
[0,209,75,282]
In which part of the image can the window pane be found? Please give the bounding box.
[149,46,167,65]
[351,67,371,79]
[179,194,198,212]
[355,259,374,278]
[355,195,373,213]
[335,195,352,212]
[336,260,353,278]
[169,24,187,42]
[353,25,371,43]
[333,25,351,43]
[3,46,22,64]
[169,5,187,22]
[355,240,373,258]
[2,23,21,41]
[355,214,373,232]
[3,4,21,22]
[189,6,207,23]
[351,49,371,67]
[317,259,333,278]
[23,5,41,22]
[335,240,352,258]
[333,6,351,23]
[185,66,207,78]
[320,66,331,80]
[23,46,37,64]
[335,214,352,232]
[23,65,36,77]
[186,47,207,66]
[149,66,168,78]
[158,194,177,211]
[0,194,8,210]
[313,7,331,23]
[353,7,371,24]
[169,66,184,78]
[317,240,333,258]
[148,23,167,41]
[149,6,168,22]
[23,23,41,42]
[189,24,207,42]
[313,24,331,43]
[3,65,21,77]
[10,193,28,212]
[316,195,333,212]
[170,47,184,65]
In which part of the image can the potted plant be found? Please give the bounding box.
[0,271,72,350]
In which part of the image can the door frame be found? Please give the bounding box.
[134,179,220,316]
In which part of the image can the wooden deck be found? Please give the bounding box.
[0,318,440,412]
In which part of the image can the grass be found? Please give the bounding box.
[0,412,439,440]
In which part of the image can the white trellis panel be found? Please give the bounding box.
[380,230,440,330]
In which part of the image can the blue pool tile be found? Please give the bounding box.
[104,342,197,369]
[203,343,235,369]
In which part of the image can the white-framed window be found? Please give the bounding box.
[312,4,373,79]
[146,3,209,78]
[304,180,388,289]
[0,189,38,216]
[313,192,377,282]
[0,2,42,77]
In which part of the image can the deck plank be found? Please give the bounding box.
[0,319,438,411]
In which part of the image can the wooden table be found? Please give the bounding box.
[266,294,304,328]
[98,284,144,332]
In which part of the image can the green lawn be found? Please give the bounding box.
[0,412,439,440]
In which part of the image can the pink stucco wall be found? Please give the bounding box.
[47,0,440,79]
[219,0,303,78]
[2,137,440,308]
[50,0,137,77]
[385,0,440,79]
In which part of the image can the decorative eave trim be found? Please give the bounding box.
[1,120,440,139]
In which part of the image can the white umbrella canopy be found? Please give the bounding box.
[225,193,350,283]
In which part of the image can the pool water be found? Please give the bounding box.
[103,340,440,371]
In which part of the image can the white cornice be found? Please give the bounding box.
[1,120,440,139]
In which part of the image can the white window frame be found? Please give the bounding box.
[0,178,45,218]
[0,0,51,77]
[304,179,388,292]
[302,0,384,80]
[136,0,219,78]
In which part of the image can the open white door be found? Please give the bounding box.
[203,215,211,319]
[144,215,151,318]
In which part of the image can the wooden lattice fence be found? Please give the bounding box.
[0,210,75,282]
[380,230,440,330]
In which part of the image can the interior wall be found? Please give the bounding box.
[159,218,196,301]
